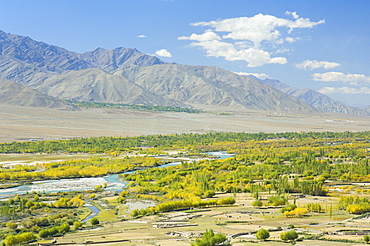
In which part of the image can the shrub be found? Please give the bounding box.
[73,221,83,230]
[256,228,270,241]
[284,208,308,218]
[364,235,370,243]
[90,217,99,226]
[5,222,18,230]
[281,204,297,213]
[191,229,227,246]
[268,196,287,206]
[204,190,216,198]
[4,232,36,246]
[39,227,58,238]
[130,209,140,217]
[280,230,298,241]
[57,223,70,233]
[252,199,263,207]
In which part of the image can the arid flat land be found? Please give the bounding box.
[0,105,369,142]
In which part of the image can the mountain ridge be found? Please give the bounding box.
[0,30,167,84]
[0,29,362,114]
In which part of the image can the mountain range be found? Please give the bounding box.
[0,29,369,115]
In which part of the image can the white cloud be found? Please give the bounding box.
[312,72,370,86]
[318,87,370,95]
[234,41,254,49]
[178,30,220,42]
[191,13,324,48]
[179,12,324,67]
[275,47,291,54]
[315,72,370,96]
[155,49,172,57]
[285,37,296,43]
[189,39,287,67]
[286,11,299,20]
[235,72,270,80]
[295,60,340,70]
[137,34,146,38]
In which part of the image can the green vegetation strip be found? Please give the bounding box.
[0,131,368,153]
[68,100,204,113]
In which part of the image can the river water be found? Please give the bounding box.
[0,152,233,198]
[0,151,233,220]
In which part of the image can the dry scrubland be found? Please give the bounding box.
[0,105,369,142]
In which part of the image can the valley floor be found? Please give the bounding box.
[39,193,370,246]
[0,105,369,142]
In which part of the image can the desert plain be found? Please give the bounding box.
[0,105,369,142]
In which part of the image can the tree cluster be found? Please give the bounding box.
[191,229,228,246]
[4,232,36,246]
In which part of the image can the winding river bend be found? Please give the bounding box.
[0,152,233,220]
[0,151,233,199]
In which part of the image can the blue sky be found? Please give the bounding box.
[1,0,370,106]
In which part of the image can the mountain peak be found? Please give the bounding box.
[0,30,169,84]
[80,47,166,72]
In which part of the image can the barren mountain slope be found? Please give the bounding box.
[116,64,319,112]
[0,56,56,86]
[0,30,91,73]
[80,47,166,73]
[0,77,76,109]
[36,68,187,107]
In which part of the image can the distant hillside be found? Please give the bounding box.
[0,77,77,109]
[254,76,370,116]
[34,63,318,112]
[365,105,370,113]
[35,68,184,107]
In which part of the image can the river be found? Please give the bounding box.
[0,151,233,199]
[0,151,234,220]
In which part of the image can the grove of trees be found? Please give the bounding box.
[0,131,369,243]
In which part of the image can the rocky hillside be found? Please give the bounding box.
[80,47,166,73]
[34,63,318,112]
[35,68,184,107]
